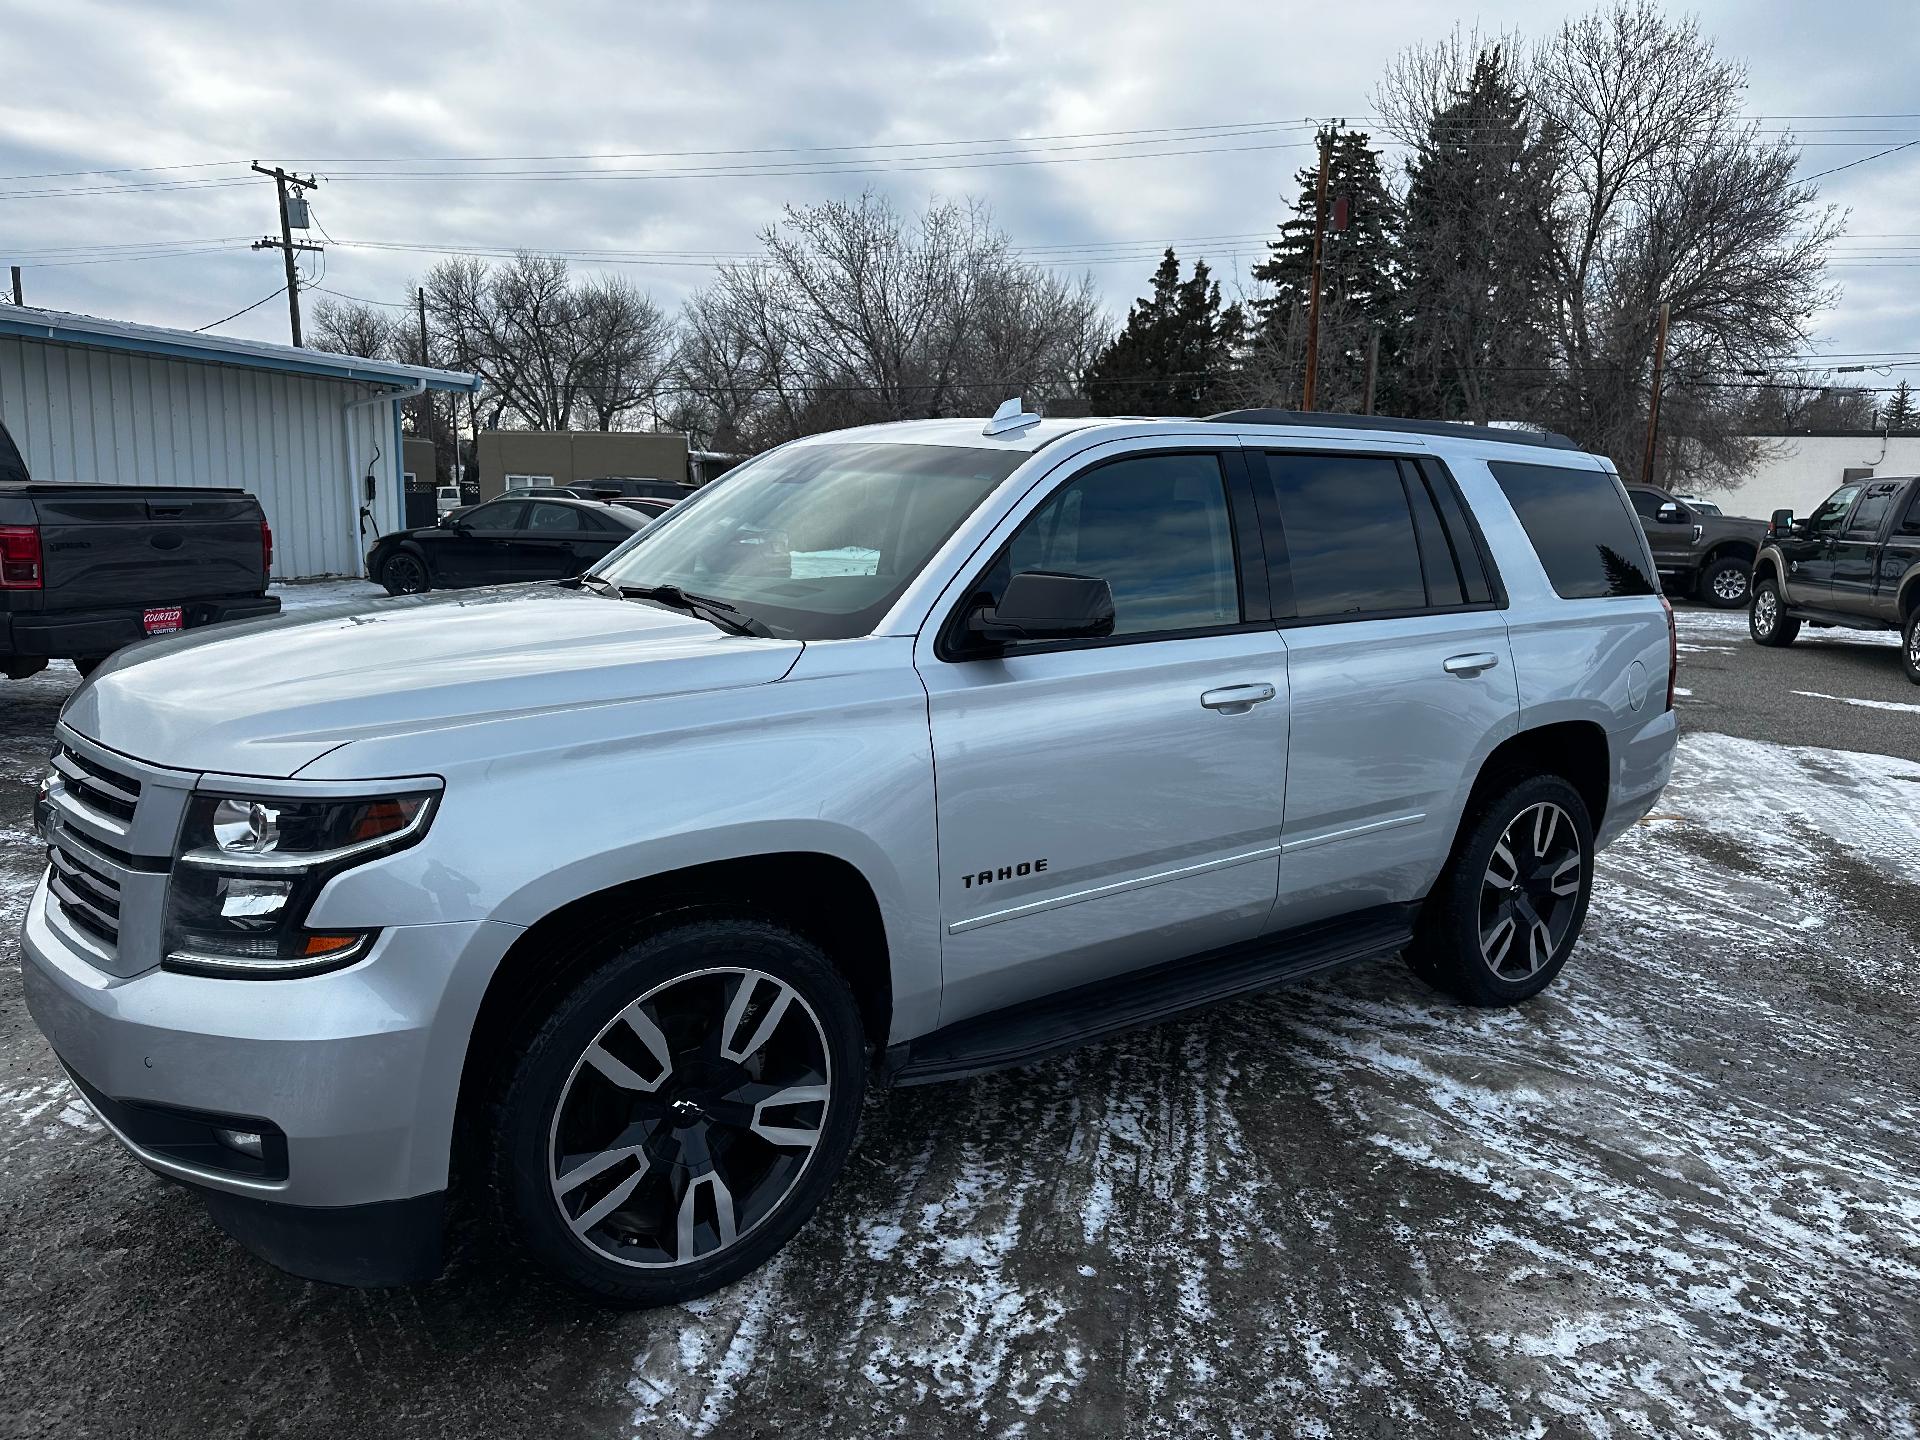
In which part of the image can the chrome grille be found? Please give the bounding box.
[51,745,142,824]
[48,842,122,948]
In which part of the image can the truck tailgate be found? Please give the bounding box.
[38,491,264,607]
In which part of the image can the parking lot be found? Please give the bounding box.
[2,597,1917,1440]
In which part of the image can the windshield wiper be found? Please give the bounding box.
[575,573,620,597]
[618,583,771,637]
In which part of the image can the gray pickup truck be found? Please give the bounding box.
[1625,482,1770,608]
[0,421,279,677]
[1749,476,1920,682]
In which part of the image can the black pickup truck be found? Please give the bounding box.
[0,422,279,679]
[1749,475,1920,683]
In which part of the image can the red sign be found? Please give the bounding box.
[142,605,184,635]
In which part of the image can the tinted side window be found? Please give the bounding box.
[992,453,1240,638]
[526,501,581,532]
[1264,454,1427,617]
[1845,485,1897,536]
[465,501,526,530]
[1627,489,1664,520]
[1487,462,1656,599]
[1405,464,1465,609]
[1903,487,1920,535]
[1419,461,1495,604]
[1807,486,1860,535]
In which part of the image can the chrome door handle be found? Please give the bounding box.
[1443,653,1500,677]
[1200,683,1277,714]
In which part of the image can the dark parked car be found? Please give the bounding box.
[612,495,678,521]
[1750,476,1920,682]
[367,496,650,595]
[0,422,278,679]
[1625,483,1769,608]
[575,476,696,502]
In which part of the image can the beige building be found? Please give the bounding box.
[475,430,690,498]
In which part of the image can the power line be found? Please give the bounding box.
[1799,138,1920,183]
[194,285,287,332]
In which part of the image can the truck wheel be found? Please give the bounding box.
[1698,555,1751,608]
[380,550,430,595]
[1749,577,1800,647]
[1904,610,1920,685]
[1407,775,1593,1007]
[72,655,106,678]
[490,916,866,1307]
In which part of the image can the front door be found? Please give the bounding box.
[1255,451,1519,927]
[1628,487,1695,588]
[1829,481,1899,614]
[1781,484,1861,605]
[917,447,1287,1029]
[436,499,527,587]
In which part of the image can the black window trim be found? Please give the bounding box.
[935,447,1270,662]
[1254,448,1509,629]
[1841,481,1901,540]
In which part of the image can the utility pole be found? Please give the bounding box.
[7,267,20,307]
[1640,300,1670,486]
[1362,328,1380,416]
[415,287,434,440]
[249,164,322,346]
[1301,126,1336,413]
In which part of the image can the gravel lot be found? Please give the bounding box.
[2,599,1917,1439]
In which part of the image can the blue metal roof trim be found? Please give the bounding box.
[0,305,482,393]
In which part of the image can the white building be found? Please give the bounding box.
[0,305,479,580]
[1700,431,1920,520]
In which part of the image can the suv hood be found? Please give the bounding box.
[62,586,802,778]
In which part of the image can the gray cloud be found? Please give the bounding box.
[4,0,1916,383]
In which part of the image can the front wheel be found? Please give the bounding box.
[1749,577,1800,647]
[1904,610,1920,685]
[1408,775,1594,1007]
[1698,555,1751,608]
[491,917,866,1306]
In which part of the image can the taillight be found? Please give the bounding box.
[0,525,43,589]
[261,518,273,579]
[1660,594,1677,711]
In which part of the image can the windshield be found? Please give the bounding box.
[594,442,1023,639]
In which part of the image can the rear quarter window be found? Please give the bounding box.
[1487,461,1657,600]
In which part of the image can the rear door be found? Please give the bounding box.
[520,500,604,579]
[1256,451,1517,928]
[434,499,526,586]
[1628,486,1694,586]
[1829,481,1900,614]
[916,443,1287,1028]
[36,489,263,610]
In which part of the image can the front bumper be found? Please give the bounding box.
[0,593,281,660]
[20,877,521,1282]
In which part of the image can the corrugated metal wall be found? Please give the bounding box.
[0,335,404,579]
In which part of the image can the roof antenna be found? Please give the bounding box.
[982,396,1041,437]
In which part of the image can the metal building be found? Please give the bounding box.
[0,305,479,579]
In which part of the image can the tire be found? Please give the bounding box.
[490,916,866,1307]
[1407,774,1594,1007]
[1749,576,1800,647]
[1904,609,1920,686]
[72,655,106,678]
[1698,554,1751,608]
[380,549,431,596]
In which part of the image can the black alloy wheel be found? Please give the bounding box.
[1904,609,1920,685]
[381,550,430,595]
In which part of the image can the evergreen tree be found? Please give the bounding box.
[1396,47,1559,426]
[1085,249,1244,416]
[1248,128,1401,412]
[1882,379,1918,432]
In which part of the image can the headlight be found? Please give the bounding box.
[164,791,437,978]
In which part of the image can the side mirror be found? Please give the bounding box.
[1769,508,1795,535]
[1655,501,1686,524]
[967,571,1116,647]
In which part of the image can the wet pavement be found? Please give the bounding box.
[2,608,1917,1439]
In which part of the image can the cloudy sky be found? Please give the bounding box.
[4,0,1917,389]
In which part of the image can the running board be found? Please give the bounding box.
[883,905,1416,1087]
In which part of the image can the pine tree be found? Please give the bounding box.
[1882,379,1918,432]
[1396,46,1558,426]
[1085,249,1242,416]
[1248,128,1400,412]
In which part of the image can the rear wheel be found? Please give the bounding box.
[491,917,865,1306]
[1408,774,1594,1007]
[1698,554,1751,608]
[72,655,106,678]
[1749,577,1800,647]
[380,549,430,595]
[1904,609,1920,685]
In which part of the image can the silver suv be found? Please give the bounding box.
[22,407,1677,1305]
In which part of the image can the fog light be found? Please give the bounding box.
[214,1127,266,1160]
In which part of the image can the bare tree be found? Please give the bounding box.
[676,193,1106,449]
[309,298,392,360]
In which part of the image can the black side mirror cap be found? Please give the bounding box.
[967,571,1116,646]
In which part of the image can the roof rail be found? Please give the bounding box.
[1205,409,1581,452]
